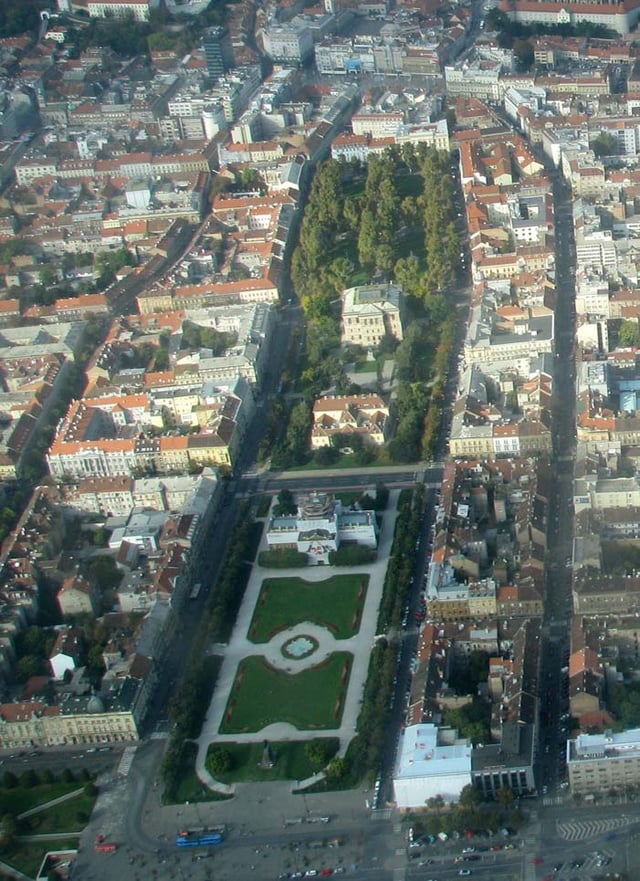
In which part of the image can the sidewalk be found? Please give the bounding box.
[195,491,401,792]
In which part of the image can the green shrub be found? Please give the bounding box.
[328,547,376,566]
[208,746,233,775]
[258,549,308,568]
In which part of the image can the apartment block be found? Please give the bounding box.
[568,728,640,794]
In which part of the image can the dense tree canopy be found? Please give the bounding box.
[618,319,640,348]
[0,0,42,38]
[591,132,618,158]
[276,147,463,469]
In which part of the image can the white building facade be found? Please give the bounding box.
[394,723,472,808]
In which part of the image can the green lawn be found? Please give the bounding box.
[167,743,233,805]
[255,495,272,518]
[219,653,352,734]
[24,790,98,834]
[353,361,377,374]
[334,492,362,506]
[0,781,86,816]
[205,738,338,783]
[2,838,79,878]
[248,574,369,643]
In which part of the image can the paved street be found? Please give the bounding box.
[556,814,635,841]
[68,729,640,881]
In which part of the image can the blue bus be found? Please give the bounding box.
[176,828,224,848]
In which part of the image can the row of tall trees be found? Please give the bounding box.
[419,149,461,295]
[162,506,261,799]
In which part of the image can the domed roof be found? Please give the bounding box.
[87,694,106,714]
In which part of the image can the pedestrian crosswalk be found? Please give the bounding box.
[557,815,633,841]
[551,849,615,873]
[117,745,137,776]
[542,796,566,807]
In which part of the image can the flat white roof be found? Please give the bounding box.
[395,723,472,781]
[573,726,640,760]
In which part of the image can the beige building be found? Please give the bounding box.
[426,579,497,621]
[341,283,403,349]
[87,0,153,20]
[0,686,141,749]
[311,394,389,449]
[137,289,173,314]
[573,571,640,615]
[568,728,640,795]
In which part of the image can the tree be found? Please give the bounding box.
[496,786,515,806]
[326,756,346,781]
[274,489,296,516]
[84,781,99,797]
[468,650,490,687]
[61,768,75,783]
[512,38,534,71]
[325,257,352,295]
[153,347,170,371]
[18,625,54,659]
[274,401,312,468]
[20,769,39,788]
[304,739,337,768]
[0,813,16,849]
[619,319,640,348]
[375,243,395,274]
[92,527,109,548]
[458,783,482,808]
[394,255,422,297]
[147,31,176,51]
[87,555,122,593]
[208,746,232,776]
[87,643,106,677]
[485,6,510,31]
[2,772,17,789]
[38,264,58,288]
[591,132,618,158]
[314,445,340,467]
[357,208,377,271]
[17,654,43,682]
[0,0,40,37]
